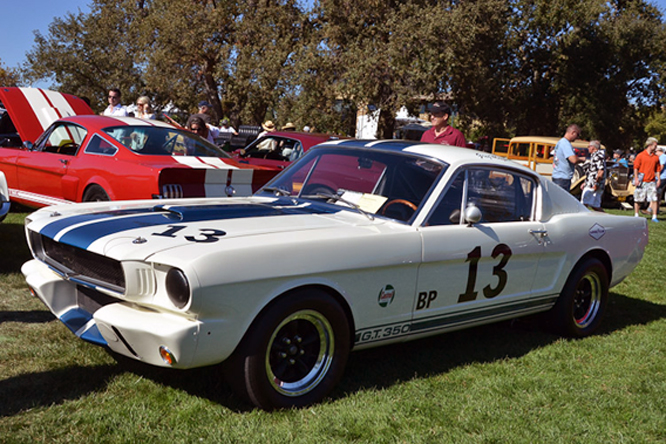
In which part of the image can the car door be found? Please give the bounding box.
[413,166,550,335]
[238,136,304,169]
[16,122,87,201]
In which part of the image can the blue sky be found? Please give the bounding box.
[2,0,91,69]
[3,0,666,86]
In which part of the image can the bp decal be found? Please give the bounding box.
[378,285,395,308]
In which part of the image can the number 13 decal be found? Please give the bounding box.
[458,244,512,303]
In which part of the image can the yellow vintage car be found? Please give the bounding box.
[492,136,632,206]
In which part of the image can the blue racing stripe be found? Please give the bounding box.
[40,208,149,240]
[41,201,340,250]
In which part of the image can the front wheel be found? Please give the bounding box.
[549,257,608,338]
[225,289,350,410]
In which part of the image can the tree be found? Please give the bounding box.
[23,0,144,112]
[495,0,666,149]
[0,58,21,87]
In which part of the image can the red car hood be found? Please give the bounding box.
[0,87,93,142]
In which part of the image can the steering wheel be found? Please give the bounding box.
[381,199,418,215]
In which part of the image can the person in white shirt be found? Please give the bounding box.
[103,88,128,117]
[219,118,238,135]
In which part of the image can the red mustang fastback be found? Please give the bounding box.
[0,87,276,207]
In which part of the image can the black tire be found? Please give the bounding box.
[224,289,350,410]
[550,257,608,338]
[82,185,110,202]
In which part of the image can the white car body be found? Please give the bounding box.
[23,140,648,409]
[0,171,10,221]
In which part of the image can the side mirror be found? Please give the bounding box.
[22,141,34,150]
[464,205,482,226]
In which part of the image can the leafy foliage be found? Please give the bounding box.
[0,59,21,87]
[19,0,666,146]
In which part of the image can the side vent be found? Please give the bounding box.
[161,184,184,199]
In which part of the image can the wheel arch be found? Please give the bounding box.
[245,283,356,351]
[572,248,612,285]
[81,178,114,201]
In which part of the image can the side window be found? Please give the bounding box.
[466,168,535,223]
[510,143,530,158]
[36,123,87,156]
[427,172,464,226]
[84,134,118,156]
[427,168,535,226]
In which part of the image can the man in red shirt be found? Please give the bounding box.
[634,137,662,222]
[420,102,466,147]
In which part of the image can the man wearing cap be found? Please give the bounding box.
[552,124,582,192]
[420,101,466,147]
[197,101,214,124]
[613,150,628,168]
[185,101,215,129]
[219,118,238,135]
[633,137,661,222]
[580,140,606,212]
[656,145,666,209]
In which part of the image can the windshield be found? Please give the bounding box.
[259,147,446,222]
[103,126,231,158]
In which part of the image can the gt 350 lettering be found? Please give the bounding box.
[153,225,227,243]
[356,323,412,343]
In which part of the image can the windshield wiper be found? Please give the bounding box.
[300,192,374,221]
[262,186,291,197]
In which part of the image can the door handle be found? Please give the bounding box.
[529,228,548,245]
[60,159,68,166]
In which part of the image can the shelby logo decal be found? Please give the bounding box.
[589,223,606,240]
[378,285,395,308]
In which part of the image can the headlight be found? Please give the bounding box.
[166,268,190,309]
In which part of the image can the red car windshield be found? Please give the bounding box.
[103,126,231,158]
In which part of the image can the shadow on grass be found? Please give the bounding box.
[0,365,122,417]
[0,310,54,324]
[0,214,32,274]
[2,292,664,415]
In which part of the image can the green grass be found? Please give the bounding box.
[1,208,666,443]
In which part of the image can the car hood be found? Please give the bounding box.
[0,87,93,142]
[26,196,385,261]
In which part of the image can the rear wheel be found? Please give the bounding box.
[82,185,110,202]
[225,289,350,410]
[550,258,608,338]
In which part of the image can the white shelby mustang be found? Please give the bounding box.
[23,139,648,410]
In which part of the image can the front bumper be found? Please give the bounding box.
[22,259,204,368]
[0,200,10,222]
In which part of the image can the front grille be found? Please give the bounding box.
[30,231,125,292]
